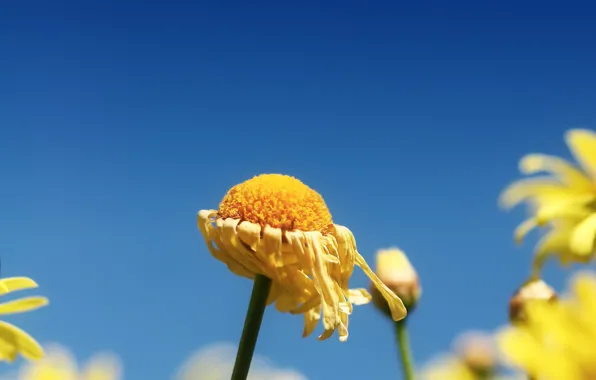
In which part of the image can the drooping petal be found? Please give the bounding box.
[354,252,407,321]
[514,218,537,244]
[0,297,49,316]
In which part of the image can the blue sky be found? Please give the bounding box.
[1,0,595,378]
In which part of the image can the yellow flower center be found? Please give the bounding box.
[217,174,333,233]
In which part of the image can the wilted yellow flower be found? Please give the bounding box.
[508,278,557,323]
[0,277,48,362]
[500,129,596,274]
[19,345,122,380]
[371,248,421,312]
[197,174,406,341]
[498,271,596,379]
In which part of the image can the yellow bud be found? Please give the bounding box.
[371,248,421,315]
[508,278,557,323]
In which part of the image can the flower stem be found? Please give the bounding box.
[394,319,415,380]
[231,274,272,380]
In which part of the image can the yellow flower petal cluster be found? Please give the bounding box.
[498,271,596,379]
[197,174,407,341]
[0,277,48,363]
[19,345,122,380]
[500,129,596,274]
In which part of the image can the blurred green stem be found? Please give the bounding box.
[395,319,415,380]
[231,274,272,380]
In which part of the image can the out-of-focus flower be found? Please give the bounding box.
[197,174,406,341]
[498,271,596,379]
[420,332,520,380]
[420,332,499,380]
[420,355,478,380]
[500,129,596,274]
[174,342,307,380]
[508,278,557,323]
[18,345,122,380]
[0,277,48,363]
[371,248,421,313]
[454,332,498,376]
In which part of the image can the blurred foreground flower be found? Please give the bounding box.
[174,342,307,380]
[197,174,406,341]
[420,332,509,380]
[508,278,557,323]
[372,247,421,313]
[498,271,596,379]
[18,344,122,380]
[500,129,596,275]
[0,277,48,363]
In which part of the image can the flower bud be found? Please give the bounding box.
[371,248,421,315]
[454,332,497,377]
[508,278,557,323]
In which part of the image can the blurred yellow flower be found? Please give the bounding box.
[419,355,478,380]
[508,278,557,323]
[498,271,596,379]
[19,345,122,380]
[500,129,596,274]
[420,332,501,380]
[372,247,421,312]
[0,277,48,363]
[197,174,406,342]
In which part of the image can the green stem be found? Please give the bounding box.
[394,319,415,380]
[231,274,272,380]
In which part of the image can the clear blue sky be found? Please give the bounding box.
[1,1,595,379]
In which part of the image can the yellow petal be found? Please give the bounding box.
[346,288,371,306]
[0,321,44,361]
[514,218,537,244]
[20,345,78,380]
[565,129,596,179]
[570,213,596,256]
[499,177,572,209]
[82,354,122,380]
[533,226,573,270]
[0,277,39,296]
[534,196,593,224]
[519,154,593,190]
[0,297,49,315]
[354,252,407,321]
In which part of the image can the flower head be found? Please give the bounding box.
[197,174,406,341]
[371,248,421,313]
[498,271,596,379]
[19,345,122,380]
[499,129,596,274]
[0,277,48,363]
[420,332,510,380]
[508,278,557,323]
